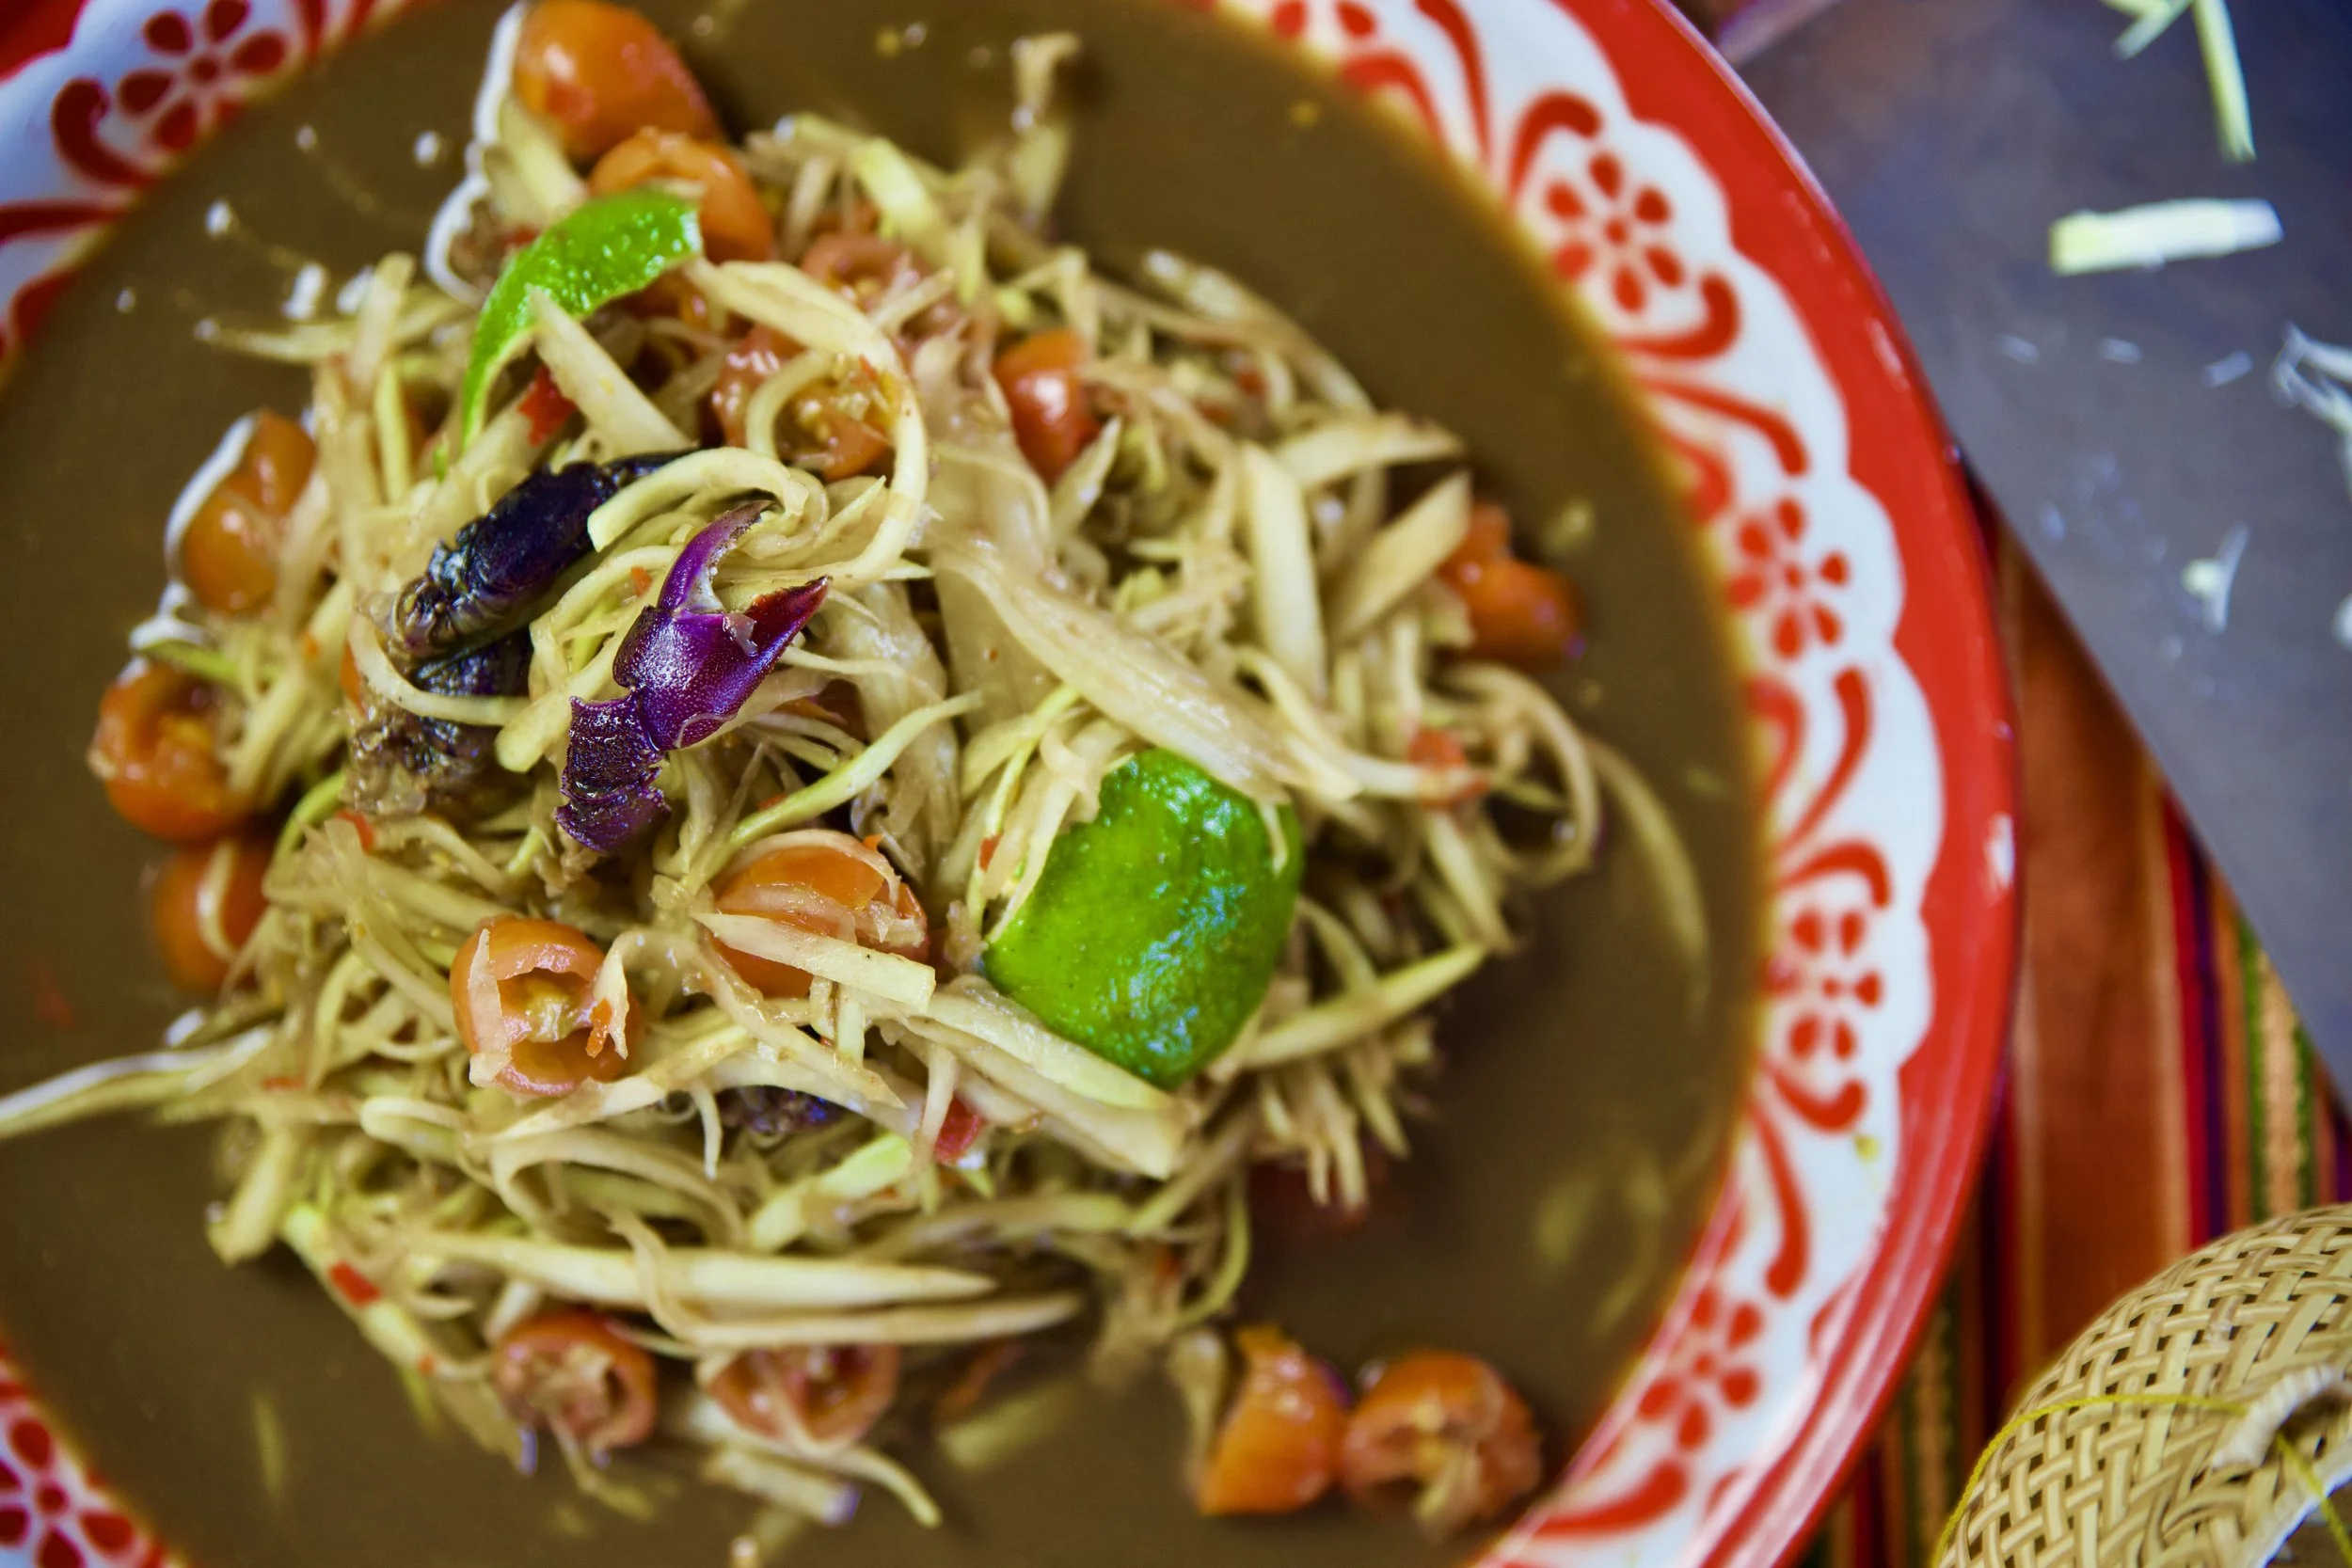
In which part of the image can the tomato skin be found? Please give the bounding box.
[1339,1351,1542,1538]
[513,0,717,163]
[588,129,772,262]
[713,1344,900,1448]
[799,233,922,307]
[707,325,893,479]
[993,329,1101,483]
[795,404,893,483]
[708,325,790,448]
[1439,503,1581,670]
[450,917,636,1097]
[492,1310,660,1457]
[1195,1325,1350,1516]
[88,662,247,842]
[150,834,272,992]
[181,410,315,615]
[713,835,926,998]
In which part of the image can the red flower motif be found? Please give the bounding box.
[113,0,289,154]
[1631,1286,1763,1451]
[1545,151,1685,313]
[1270,0,1379,42]
[0,1394,155,1568]
[1763,895,1883,1063]
[1725,497,1850,657]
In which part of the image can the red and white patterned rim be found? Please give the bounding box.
[0,2,2018,1564]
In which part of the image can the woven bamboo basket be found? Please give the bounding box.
[1941,1206,2352,1566]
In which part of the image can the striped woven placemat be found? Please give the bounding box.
[1801,533,2335,1568]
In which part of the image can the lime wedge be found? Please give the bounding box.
[983,750,1302,1087]
[459,187,703,446]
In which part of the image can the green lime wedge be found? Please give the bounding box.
[982,749,1303,1087]
[458,187,703,447]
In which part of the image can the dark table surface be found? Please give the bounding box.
[1736,0,2352,1074]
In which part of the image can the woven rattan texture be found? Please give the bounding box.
[1941,1208,2352,1567]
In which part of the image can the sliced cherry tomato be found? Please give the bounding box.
[1340,1351,1542,1538]
[88,662,246,841]
[1195,1325,1350,1516]
[993,328,1101,484]
[589,128,773,262]
[1438,503,1581,670]
[513,0,717,164]
[450,917,636,1098]
[713,833,926,999]
[150,834,271,992]
[491,1310,659,1458]
[180,409,315,615]
[713,1344,899,1447]
[789,401,893,482]
[798,233,922,309]
[708,324,791,448]
[706,325,893,479]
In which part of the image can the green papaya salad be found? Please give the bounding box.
[8,0,1677,1548]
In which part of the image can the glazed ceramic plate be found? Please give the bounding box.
[0,1,2014,1564]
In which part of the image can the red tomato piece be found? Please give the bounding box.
[492,1310,660,1457]
[713,1343,900,1448]
[149,834,272,993]
[88,662,247,841]
[1195,1325,1350,1515]
[1438,503,1582,670]
[450,917,636,1098]
[513,0,717,163]
[993,328,1103,483]
[712,833,927,999]
[1339,1350,1543,1538]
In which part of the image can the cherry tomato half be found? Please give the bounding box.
[799,232,923,309]
[150,834,272,992]
[513,0,717,164]
[450,917,637,1098]
[492,1309,660,1457]
[1339,1351,1542,1538]
[180,410,315,615]
[708,325,790,448]
[707,325,894,479]
[713,1343,900,1448]
[1438,503,1581,670]
[88,661,247,842]
[589,128,773,262]
[1195,1325,1350,1516]
[713,834,927,999]
[993,328,1102,484]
